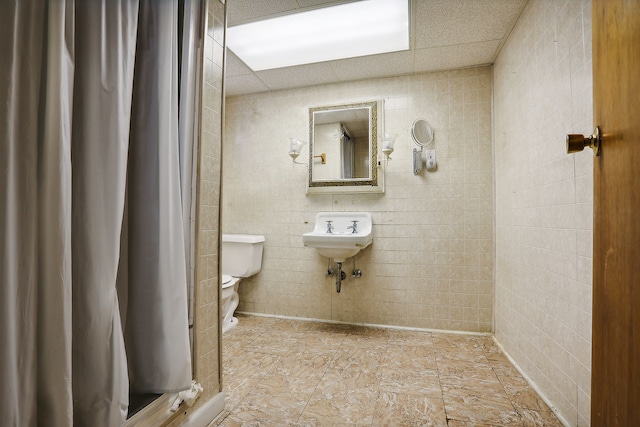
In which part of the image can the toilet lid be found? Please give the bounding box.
[222,274,233,284]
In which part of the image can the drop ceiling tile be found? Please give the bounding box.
[330,50,414,82]
[255,62,340,91]
[225,74,270,96]
[224,0,525,96]
[227,0,299,26]
[228,0,360,26]
[295,0,355,8]
[413,0,526,48]
[413,40,501,73]
[226,50,253,77]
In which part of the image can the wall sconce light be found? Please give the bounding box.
[289,137,307,164]
[381,133,397,160]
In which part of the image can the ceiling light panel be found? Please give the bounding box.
[227,0,410,71]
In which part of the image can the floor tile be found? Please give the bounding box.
[371,391,448,427]
[442,392,521,425]
[388,329,434,347]
[382,344,438,370]
[300,368,379,425]
[223,350,280,379]
[330,343,385,376]
[379,366,442,397]
[243,335,299,356]
[519,407,564,426]
[229,373,318,423]
[212,314,560,427]
[222,376,263,412]
[273,351,334,380]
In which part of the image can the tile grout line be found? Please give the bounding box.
[293,328,346,426]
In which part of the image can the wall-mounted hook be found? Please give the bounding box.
[567,126,601,156]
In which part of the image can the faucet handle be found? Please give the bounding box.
[325,220,334,233]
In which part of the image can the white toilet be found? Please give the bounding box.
[221,234,265,333]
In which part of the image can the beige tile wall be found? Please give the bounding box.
[493,0,593,425]
[167,1,225,424]
[223,66,494,333]
[193,0,225,399]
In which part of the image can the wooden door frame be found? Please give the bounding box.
[591,0,640,424]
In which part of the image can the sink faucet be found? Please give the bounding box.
[347,220,359,234]
[325,220,334,233]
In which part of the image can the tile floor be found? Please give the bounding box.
[212,314,563,426]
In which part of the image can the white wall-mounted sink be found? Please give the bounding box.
[302,212,372,262]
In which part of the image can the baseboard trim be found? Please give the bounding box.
[236,311,491,336]
[491,337,572,427]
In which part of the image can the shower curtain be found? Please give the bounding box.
[0,0,197,425]
[341,129,355,179]
[120,0,192,394]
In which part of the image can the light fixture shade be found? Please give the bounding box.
[381,133,397,159]
[289,138,306,160]
[227,0,410,71]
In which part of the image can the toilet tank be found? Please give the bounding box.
[221,234,265,277]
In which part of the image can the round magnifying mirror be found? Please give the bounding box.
[411,119,434,147]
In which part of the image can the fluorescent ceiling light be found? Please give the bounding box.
[227,0,409,71]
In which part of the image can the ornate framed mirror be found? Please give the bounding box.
[308,101,382,193]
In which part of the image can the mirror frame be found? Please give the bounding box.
[308,101,379,191]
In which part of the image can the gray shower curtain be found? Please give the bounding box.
[1,2,75,425]
[0,0,195,425]
[121,0,192,394]
[341,131,355,179]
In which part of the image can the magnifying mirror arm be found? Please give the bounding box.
[413,146,423,175]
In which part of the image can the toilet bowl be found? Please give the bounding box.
[221,234,265,333]
[221,274,240,332]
